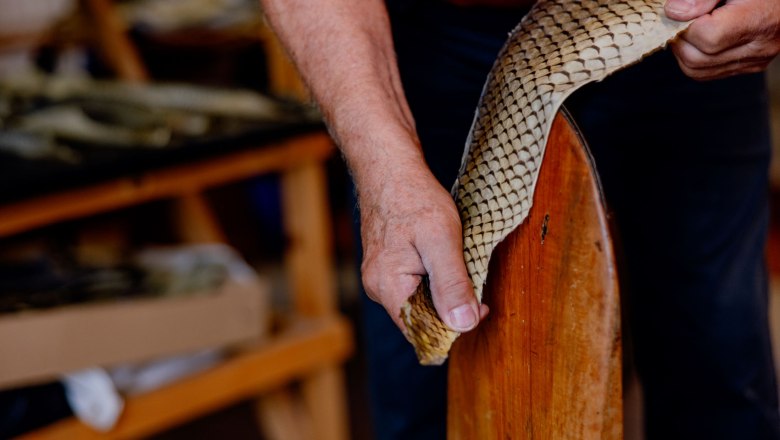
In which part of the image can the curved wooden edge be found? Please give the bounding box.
[448,110,623,439]
[559,106,610,210]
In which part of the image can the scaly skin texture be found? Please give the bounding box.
[401,0,691,366]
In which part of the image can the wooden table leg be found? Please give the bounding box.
[301,366,349,440]
[281,159,337,316]
[255,388,313,440]
[171,192,228,243]
[277,158,350,440]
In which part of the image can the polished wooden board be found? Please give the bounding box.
[448,111,622,439]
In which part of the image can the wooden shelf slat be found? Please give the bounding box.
[17,317,353,440]
[0,132,333,238]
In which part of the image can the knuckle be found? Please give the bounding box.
[673,44,695,69]
[361,281,380,303]
[680,53,705,69]
[360,259,381,294]
[675,57,710,81]
[673,42,708,69]
[360,255,414,307]
[682,48,710,69]
[696,29,726,55]
[363,288,380,304]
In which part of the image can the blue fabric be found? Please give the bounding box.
[358,1,780,438]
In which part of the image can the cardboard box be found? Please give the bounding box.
[0,277,268,389]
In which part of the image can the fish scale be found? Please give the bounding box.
[400,0,691,366]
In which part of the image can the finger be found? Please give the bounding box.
[671,38,771,79]
[672,38,773,71]
[681,2,757,55]
[479,304,490,321]
[416,221,480,332]
[372,275,422,331]
[674,56,768,81]
[664,0,720,22]
[361,253,424,331]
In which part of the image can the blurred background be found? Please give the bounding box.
[0,0,368,438]
[0,1,779,439]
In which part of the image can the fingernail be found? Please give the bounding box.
[666,0,694,15]
[449,304,477,331]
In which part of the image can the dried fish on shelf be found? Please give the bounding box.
[0,244,248,314]
[16,105,171,148]
[0,130,80,163]
[118,0,262,33]
[79,101,210,137]
[0,73,315,123]
[0,73,320,163]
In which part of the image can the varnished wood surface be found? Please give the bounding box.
[448,111,622,439]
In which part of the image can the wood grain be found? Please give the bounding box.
[448,111,622,439]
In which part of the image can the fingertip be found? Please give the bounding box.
[664,0,719,21]
[447,302,479,332]
[664,0,691,21]
[479,304,490,320]
[428,272,478,331]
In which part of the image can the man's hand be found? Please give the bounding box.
[262,0,489,336]
[665,0,780,81]
[359,161,488,333]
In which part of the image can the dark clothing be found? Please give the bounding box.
[360,1,780,439]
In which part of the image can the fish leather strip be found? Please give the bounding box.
[401,0,691,365]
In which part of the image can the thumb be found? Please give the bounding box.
[665,0,720,21]
[417,226,481,332]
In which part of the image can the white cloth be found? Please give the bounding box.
[61,368,124,432]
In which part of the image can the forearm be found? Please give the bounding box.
[261,0,425,191]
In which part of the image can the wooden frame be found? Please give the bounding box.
[3,0,351,436]
[6,132,352,440]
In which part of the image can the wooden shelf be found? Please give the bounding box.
[18,317,352,440]
[3,1,350,436]
[4,130,352,440]
[0,132,333,238]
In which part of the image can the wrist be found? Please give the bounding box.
[352,153,444,217]
[351,149,430,200]
[332,115,429,190]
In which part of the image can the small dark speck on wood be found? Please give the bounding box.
[541,213,550,244]
[595,240,602,252]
